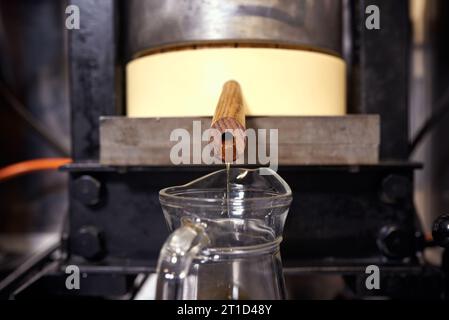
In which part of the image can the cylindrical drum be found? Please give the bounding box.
[125,0,346,117]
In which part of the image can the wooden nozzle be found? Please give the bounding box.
[211,80,246,163]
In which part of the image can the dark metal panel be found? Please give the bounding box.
[68,0,119,160]
[352,0,410,160]
[67,165,421,266]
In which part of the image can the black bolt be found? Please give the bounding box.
[72,226,106,261]
[380,175,411,204]
[432,214,449,248]
[377,225,414,259]
[72,175,102,206]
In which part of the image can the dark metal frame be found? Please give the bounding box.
[65,163,422,265]
[69,0,123,160]
[2,0,447,299]
[349,0,410,159]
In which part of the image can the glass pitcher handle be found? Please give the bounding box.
[155,224,208,300]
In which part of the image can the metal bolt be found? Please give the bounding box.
[432,214,449,248]
[72,226,105,261]
[377,225,414,259]
[72,175,102,206]
[380,175,411,204]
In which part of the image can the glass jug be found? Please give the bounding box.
[156,167,292,300]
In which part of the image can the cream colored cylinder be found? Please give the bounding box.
[126,48,346,117]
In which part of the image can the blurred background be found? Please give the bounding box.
[0,0,69,284]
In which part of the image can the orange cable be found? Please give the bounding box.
[0,158,72,182]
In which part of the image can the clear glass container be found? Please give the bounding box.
[156,167,292,300]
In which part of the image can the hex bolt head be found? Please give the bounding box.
[377,225,414,259]
[72,226,106,261]
[432,214,449,248]
[380,175,411,204]
[73,175,102,206]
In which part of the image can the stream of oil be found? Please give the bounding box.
[226,162,231,218]
[225,161,241,299]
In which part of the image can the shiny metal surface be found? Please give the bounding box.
[126,0,342,58]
